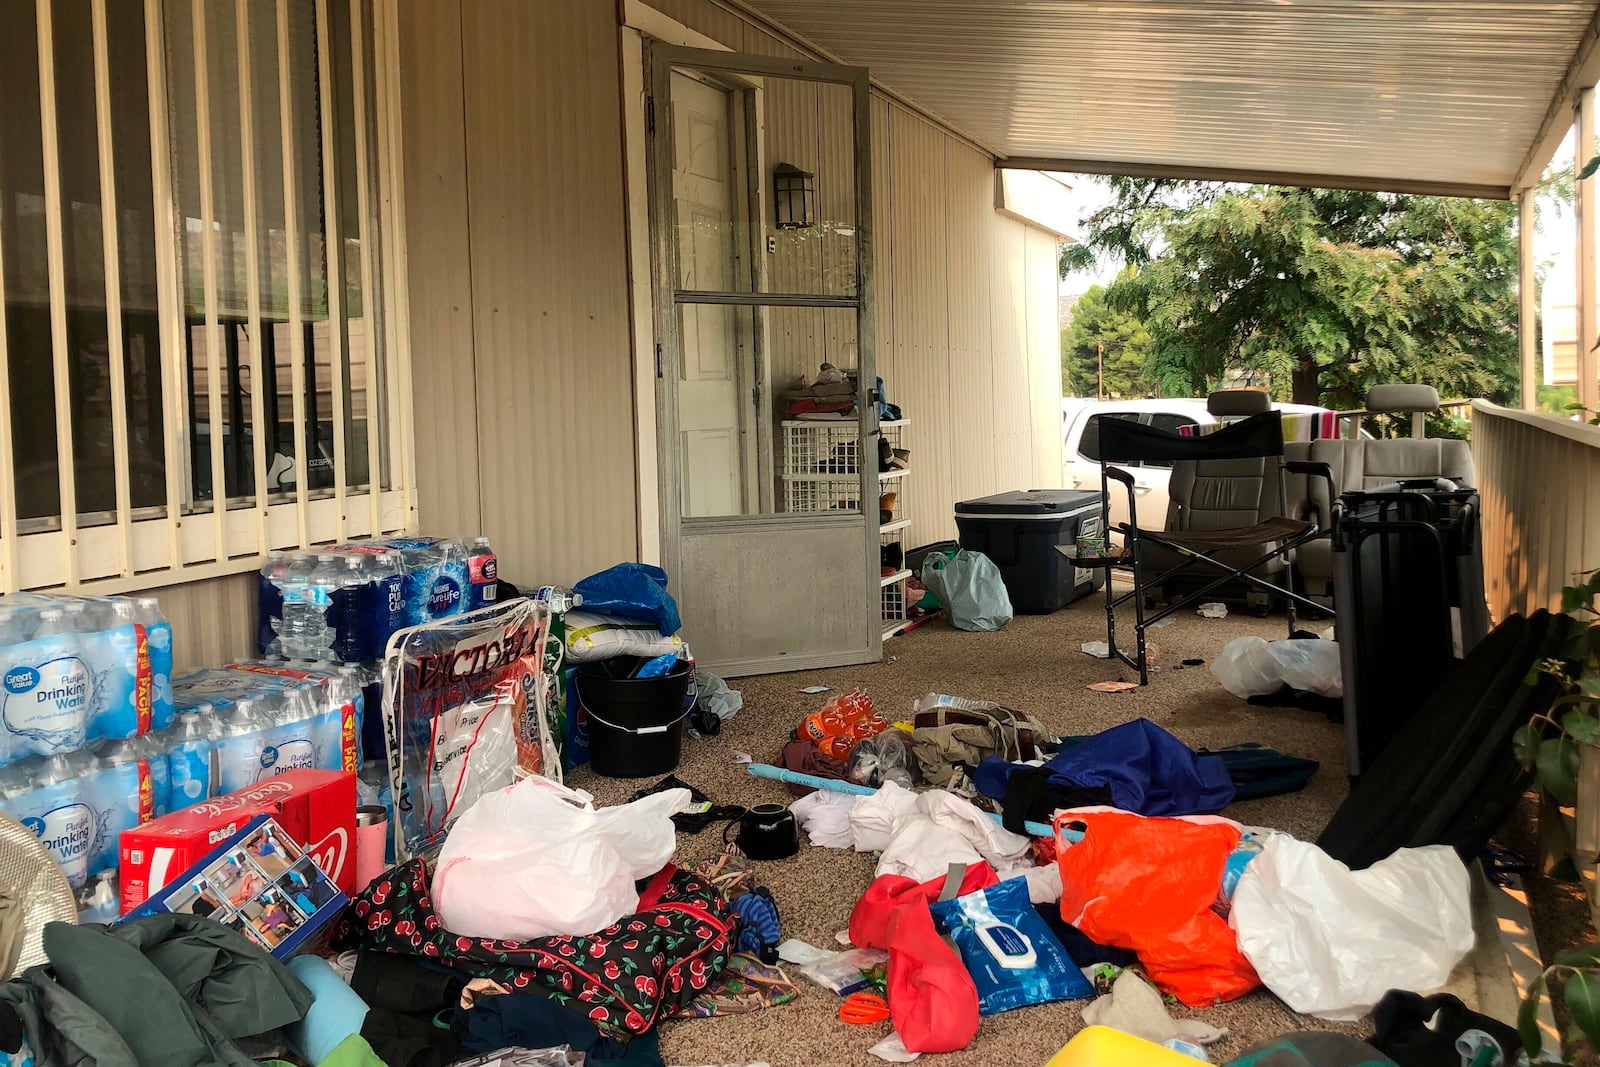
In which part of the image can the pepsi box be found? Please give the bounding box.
[126,813,347,959]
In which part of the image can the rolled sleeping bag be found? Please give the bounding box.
[286,955,370,1066]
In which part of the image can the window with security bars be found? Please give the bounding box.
[0,0,409,591]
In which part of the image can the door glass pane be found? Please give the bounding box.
[677,303,865,520]
[669,68,856,298]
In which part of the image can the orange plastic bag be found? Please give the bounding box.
[798,690,885,759]
[1055,810,1258,1006]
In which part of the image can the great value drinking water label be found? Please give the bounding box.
[259,730,317,778]
[9,781,96,890]
[0,635,92,760]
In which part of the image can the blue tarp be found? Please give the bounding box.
[974,718,1236,817]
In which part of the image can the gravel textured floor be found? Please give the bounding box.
[563,597,1395,1067]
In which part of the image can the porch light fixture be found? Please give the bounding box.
[774,163,815,229]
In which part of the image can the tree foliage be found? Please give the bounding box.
[1063,181,1521,407]
[1061,271,1157,398]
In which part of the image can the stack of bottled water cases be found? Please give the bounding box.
[0,593,174,923]
[257,535,498,664]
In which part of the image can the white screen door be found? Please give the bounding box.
[649,45,878,676]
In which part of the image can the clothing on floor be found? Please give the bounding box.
[455,992,664,1066]
[996,765,1113,835]
[778,739,851,797]
[1028,903,1138,968]
[0,968,141,1067]
[285,955,369,1066]
[910,702,1049,787]
[1225,1034,1399,1067]
[670,952,798,1019]
[848,863,998,1054]
[1080,970,1227,1046]
[1203,743,1320,802]
[334,858,733,1036]
[1246,687,1345,720]
[788,789,858,848]
[625,775,742,834]
[849,780,1035,886]
[1369,991,1522,1067]
[318,1034,389,1067]
[39,915,313,1067]
[975,719,1235,818]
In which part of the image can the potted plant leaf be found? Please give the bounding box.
[1513,566,1600,1060]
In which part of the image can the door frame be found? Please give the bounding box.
[643,42,880,675]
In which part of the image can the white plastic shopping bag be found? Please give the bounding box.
[1229,836,1474,1020]
[432,775,689,940]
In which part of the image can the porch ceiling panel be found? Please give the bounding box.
[732,0,1600,197]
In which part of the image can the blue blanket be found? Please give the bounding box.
[974,718,1236,817]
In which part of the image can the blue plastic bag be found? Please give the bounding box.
[921,550,1012,632]
[573,563,682,636]
[928,876,1092,1014]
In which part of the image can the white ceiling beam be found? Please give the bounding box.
[997,157,1509,202]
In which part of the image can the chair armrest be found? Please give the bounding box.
[1283,460,1336,525]
[1101,465,1140,535]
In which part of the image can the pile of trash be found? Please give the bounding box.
[752,689,1503,1066]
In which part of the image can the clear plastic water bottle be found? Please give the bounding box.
[166,703,218,810]
[134,597,175,732]
[61,600,95,633]
[134,729,172,818]
[372,550,405,656]
[305,554,343,661]
[263,686,318,776]
[258,550,288,657]
[8,749,97,891]
[467,536,498,610]
[214,696,271,793]
[32,607,72,638]
[90,736,154,832]
[333,555,368,662]
[0,604,37,647]
[278,553,316,659]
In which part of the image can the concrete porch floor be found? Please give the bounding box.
[566,594,1533,1066]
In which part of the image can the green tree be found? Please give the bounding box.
[1066,182,1520,408]
[1061,272,1156,398]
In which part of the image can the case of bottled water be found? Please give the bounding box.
[0,593,173,766]
[255,535,493,665]
[173,664,361,794]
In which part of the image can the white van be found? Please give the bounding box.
[1061,398,1343,531]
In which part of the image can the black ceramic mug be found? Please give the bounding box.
[735,803,799,861]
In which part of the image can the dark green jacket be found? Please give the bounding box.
[0,915,313,1067]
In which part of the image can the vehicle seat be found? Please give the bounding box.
[1285,385,1475,602]
[1138,390,1292,610]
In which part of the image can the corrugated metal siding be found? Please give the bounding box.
[397,0,480,542]
[465,0,640,587]
[737,0,1599,193]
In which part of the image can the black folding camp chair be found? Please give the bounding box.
[1093,410,1333,684]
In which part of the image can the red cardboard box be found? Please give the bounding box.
[120,769,357,913]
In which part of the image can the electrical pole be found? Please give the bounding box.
[1097,342,1104,401]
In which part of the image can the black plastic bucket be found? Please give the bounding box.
[575,657,693,778]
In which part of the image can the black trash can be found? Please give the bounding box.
[575,657,692,778]
[1332,484,1487,778]
[954,490,1105,613]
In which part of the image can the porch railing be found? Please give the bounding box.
[1472,399,1600,623]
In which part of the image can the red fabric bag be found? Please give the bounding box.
[1055,810,1259,1006]
[848,862,997,1053]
